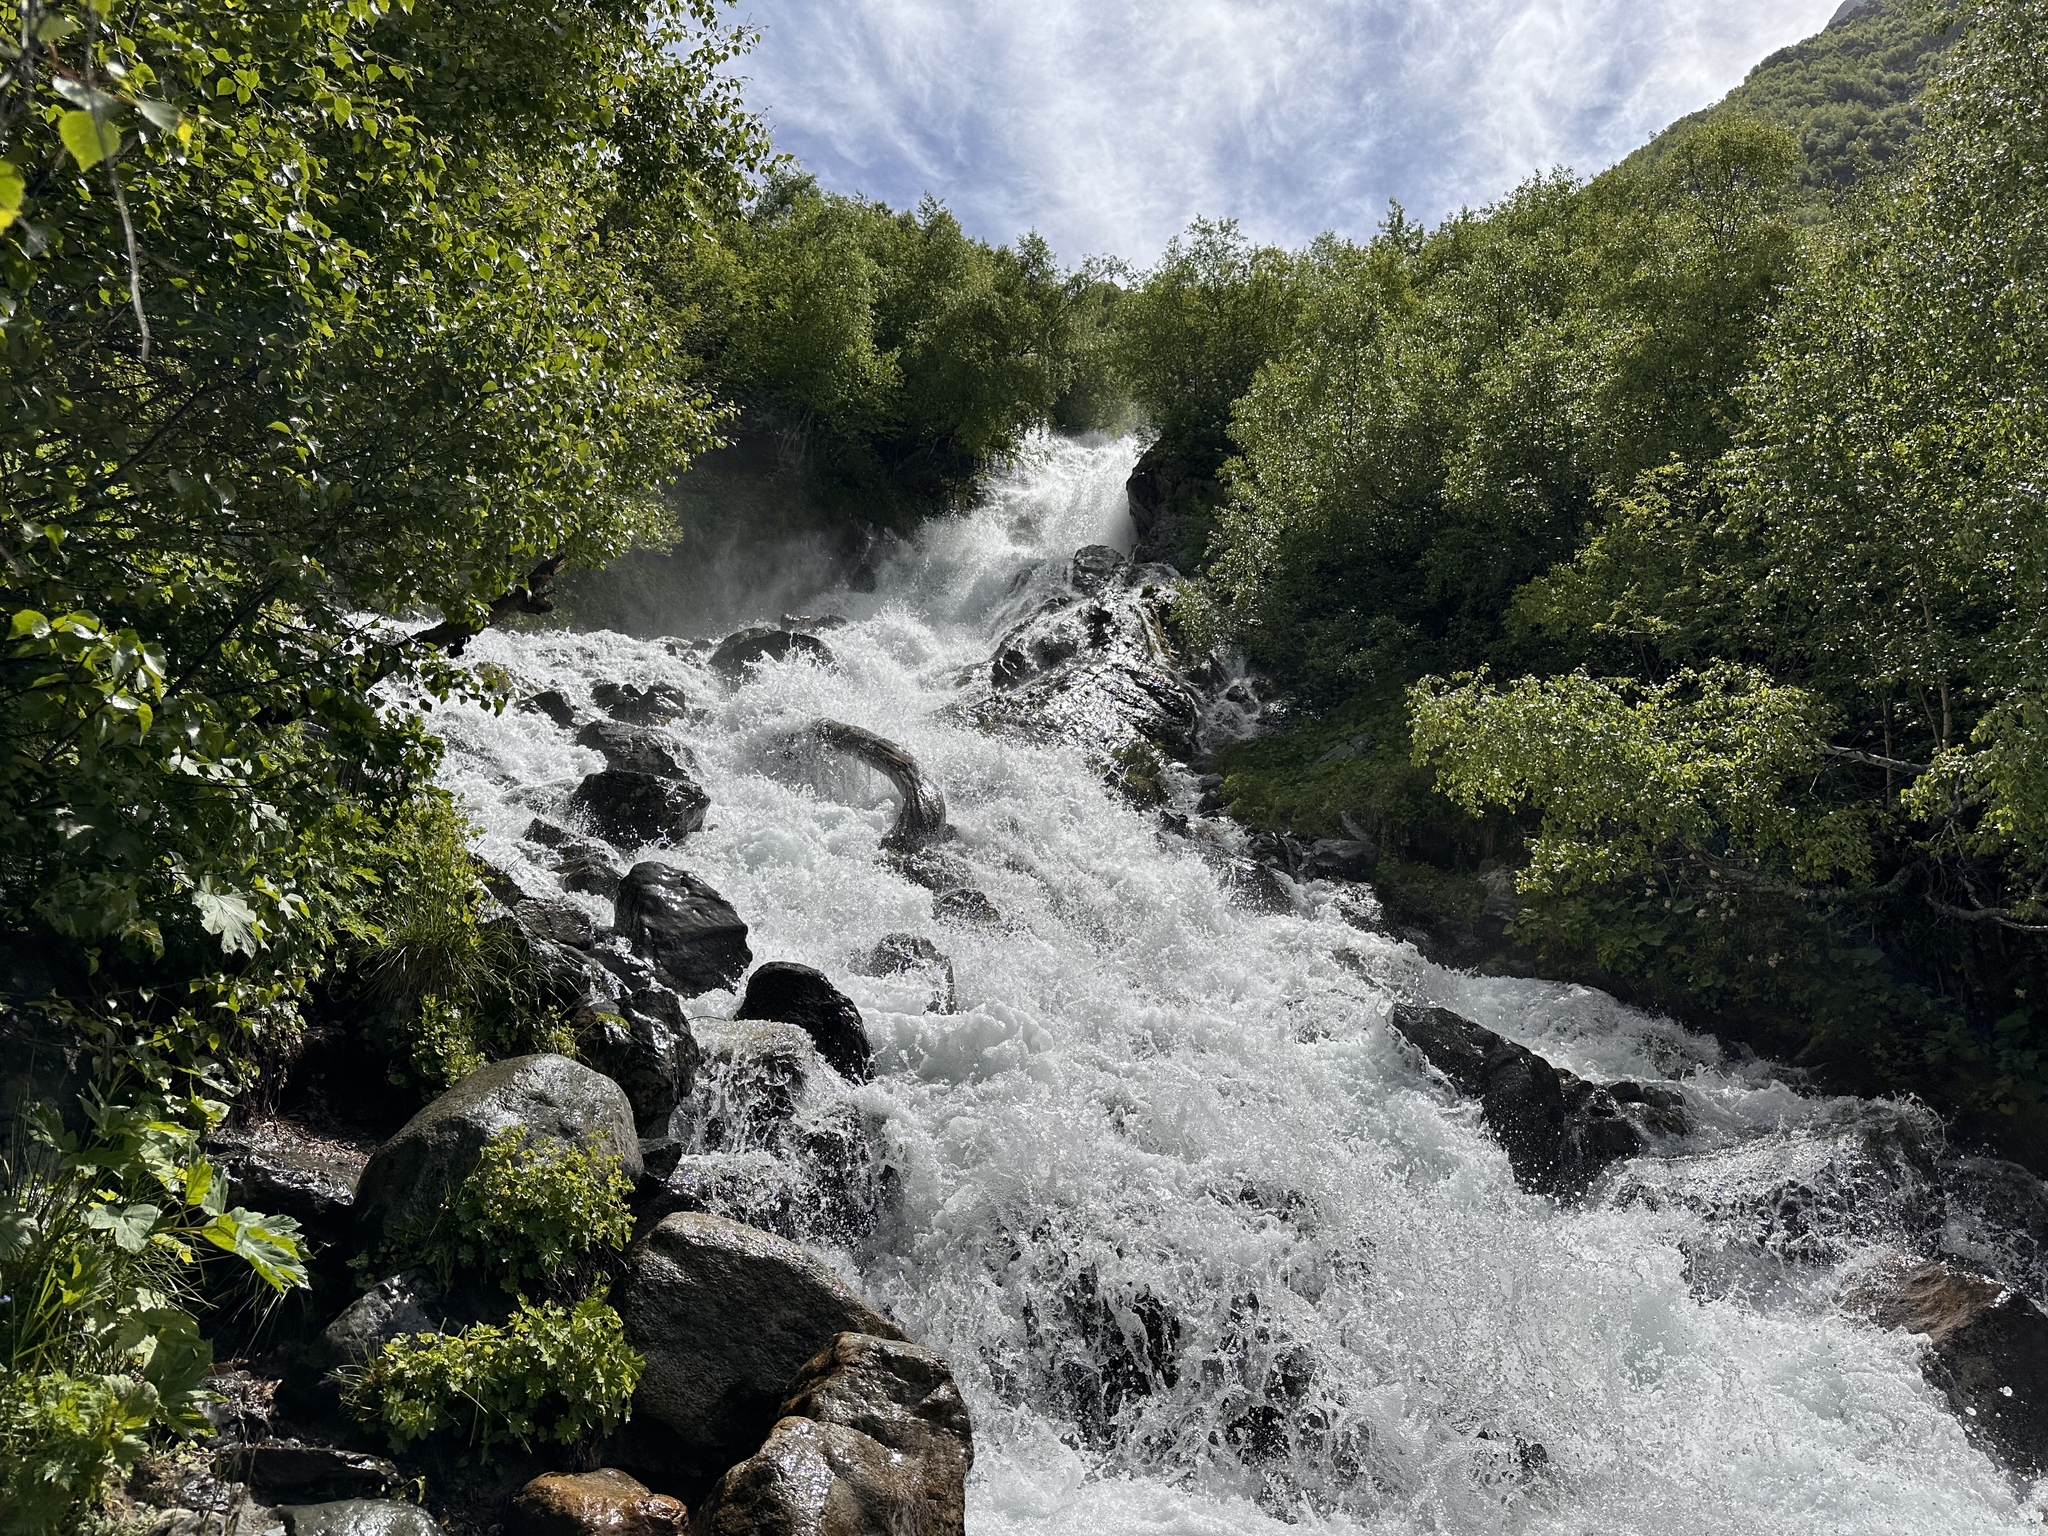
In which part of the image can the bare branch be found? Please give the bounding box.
[1823,744,1932,775]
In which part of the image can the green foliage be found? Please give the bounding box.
[1109,219,1299,459]
[652,173,1112,524]
[352,795,571,1092]
[0,1101,305,1531]
[1211,115,1802,703]
[1629,0,1960,205]
[341,1293,641,1459]
[411,1130,634,1296]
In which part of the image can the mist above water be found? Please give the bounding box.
[434,437,2040,1534]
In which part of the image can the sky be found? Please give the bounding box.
[727,0,1847,266]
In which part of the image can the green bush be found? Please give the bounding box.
[340,1294,642,1459]
[410,1130,635,1296]
[356,796,575,1092]
[0,1103,305,1531]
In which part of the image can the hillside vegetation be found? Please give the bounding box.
[1129,0,2048,1163]
[1629,0,1961,203]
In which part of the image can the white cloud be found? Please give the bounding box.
[728,0,1842,264]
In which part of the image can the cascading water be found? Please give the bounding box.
[430,437,2043,1534]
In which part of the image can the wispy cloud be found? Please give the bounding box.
[729,0,1842,264]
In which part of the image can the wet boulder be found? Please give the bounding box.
[279,1504,438,1536]
[739,964,871,1083]
[808,719,949,851]
[1069,544,1129,596]
[507,1469,687,1536]
[576,720,698,781]
[594,681,689,724]
[553,838,625,900]
[511,897,598,951]
[1390,1004,1667,1200]
[858,933,956,1013]
[934,888,1000,925]
[1854,1258,2048,1475]
[694,1334,973,1536]
[1302,838,1378,882]
[352,1054,642,1259]
[615,1213,905,1485]
[710,627,835,683]
[580,989,702,1134]
[519,689,578,728]
[320,1270,462,1367]
[570,768,709,846]
[614,863,752,998]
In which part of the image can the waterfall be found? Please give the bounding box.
[431,436,2039,1534]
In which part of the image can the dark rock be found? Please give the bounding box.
[212,1124,364,1254]
[614,863,752,998]
[710,627,835,683]
[807,719,949,852]
[278,1503,438,1536]
[570,768,709,846]
[884,843,975,894]
[639,1136,684,1182]
[320,1270,455,1367]
[520,690,578,728]
[1125,435,1221,569]
[576,721,697,780]
[781,614,850,633]
[1854,1258,2048,1475]
[512,898,597,951]
[593,682,689,724]
[616,1213,905,1485]
[858,933,956,1013]
[507,1468,687,1536]
[1302,838,1378,882]
[933,888,999,925]
[580,989,702,1134]
[524,818,572,848]
[1246,830,1305,876]
[555,841,624,900]
[1390,1004,1657,1199]
[693,1333,972,1536]
[1069,544,1129,595]
[353,1054,642,1258]
[739,964,871,1083]
[217,1443,400,1505]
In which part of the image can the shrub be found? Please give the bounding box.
[415,1130,635,1296]
[340,1294,642,1458]
[357,796,574,1092]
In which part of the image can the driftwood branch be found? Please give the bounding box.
[1923,894,2048,934]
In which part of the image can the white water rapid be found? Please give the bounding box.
[431,438,2043,1535]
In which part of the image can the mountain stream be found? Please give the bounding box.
[429,437,2044,1535]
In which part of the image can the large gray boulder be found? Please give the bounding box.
[352,1055,641,1258]
[710,627,835,683]
[615,864,752,997]
[695,1332,972,1536]
[615,1214,904,1483]
[577,720,698,781]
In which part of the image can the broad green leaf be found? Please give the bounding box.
[136,99,185,136]
[86,1202,163,1253]
[59,110,123,172]
[34,14,81,41]
[0,161,22,232]
[200,1209,308,1291]
[192,880,262,956]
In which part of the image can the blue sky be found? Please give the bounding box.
[728,0,1845,265]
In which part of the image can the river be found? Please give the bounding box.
[430,435,2039,1535]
